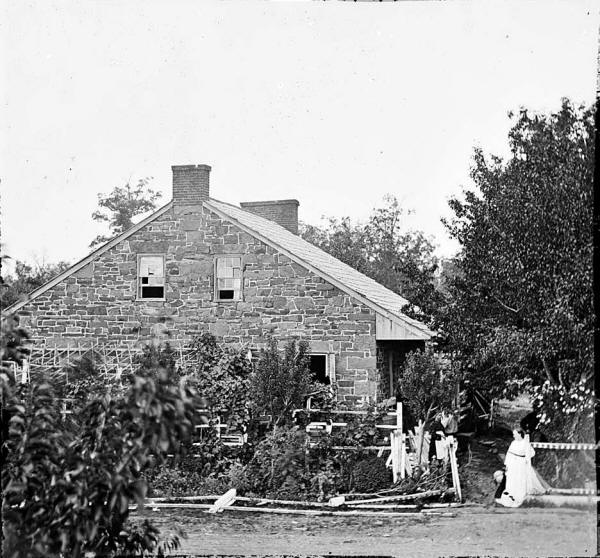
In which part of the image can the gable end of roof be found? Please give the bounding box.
[3,202,174,314]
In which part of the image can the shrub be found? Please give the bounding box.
[250,338,316,427]
[182,333,252,433]
[236,427,309,498]
[351,457,393,493]
[144,467,206,498]
[398,347,456,424]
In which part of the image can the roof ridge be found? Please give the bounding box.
[205,199,433,337]
[210,198,408,299]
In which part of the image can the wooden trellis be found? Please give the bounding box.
[19,340,197,381]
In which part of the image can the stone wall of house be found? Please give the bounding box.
[17,203,379,404]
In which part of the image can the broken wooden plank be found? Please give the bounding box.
[236,496,333,508]
[331,446,390,451]
[349,504,419,510]
[346,489,444,505]
[207,488,237,513]
[147,495,219,502]
[135,502,456,517]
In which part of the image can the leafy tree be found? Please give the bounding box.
[1,260,71,309]
[398,346,456,425]
[182,333,252,433]
[1,319,196,557]
[249,338,314,427]
[442,99,594,441]
[90,176,161,248]
[300,196,443,324]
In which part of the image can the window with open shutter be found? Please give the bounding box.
[215,256,242,301]
[138,255,165,299]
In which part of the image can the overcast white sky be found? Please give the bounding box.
[1,0,598,272]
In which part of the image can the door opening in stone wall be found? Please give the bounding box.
[376,340,425,400]
[309,354,329,385]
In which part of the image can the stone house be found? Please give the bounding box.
[5,164,433,404]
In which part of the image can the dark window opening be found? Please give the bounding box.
[141,286,164,299]
[309,354,329,385]
[218,289,234,300]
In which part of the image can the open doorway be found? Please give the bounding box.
[309,354,329,385]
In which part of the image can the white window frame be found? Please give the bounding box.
[137,254,166,301]
[309,353,336,384]
[214,256,243,302]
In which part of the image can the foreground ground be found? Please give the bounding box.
[136,506,597,557]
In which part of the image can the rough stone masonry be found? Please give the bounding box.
[15,164,386,404]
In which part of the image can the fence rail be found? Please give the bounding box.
[531,442,598,451]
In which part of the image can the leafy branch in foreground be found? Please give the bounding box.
[1,320,196,558]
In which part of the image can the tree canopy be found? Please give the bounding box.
[442,99,594,439]
[301,196,442,324]
[90,177,162,248]
[1,260,71,309]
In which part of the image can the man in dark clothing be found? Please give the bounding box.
[428,413,446,464]
[520,411,548,443]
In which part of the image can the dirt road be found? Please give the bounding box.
[138,505,597,557]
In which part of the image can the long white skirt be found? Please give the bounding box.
[500,456,549,507]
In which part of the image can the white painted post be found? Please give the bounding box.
[400,433,406,480]
[397,403,405,480]
[390,432,396,483]
[21,358,30,384]
[449,438,462,502]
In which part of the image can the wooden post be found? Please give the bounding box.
[391,432,398,483]
[388,351,394,398]
[397,402,403,433]
[399,432,406,480]
[448,438,462,502]
[395,403,404,480]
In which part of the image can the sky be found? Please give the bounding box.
[1,0,598,273]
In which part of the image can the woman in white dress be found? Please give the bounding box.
[500,428,549,507]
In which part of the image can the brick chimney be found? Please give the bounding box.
[240,199,300,235]
[172,164,211,205]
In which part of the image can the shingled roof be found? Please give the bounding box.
[205,199,433,339]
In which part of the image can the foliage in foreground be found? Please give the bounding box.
[1,322,196,558]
